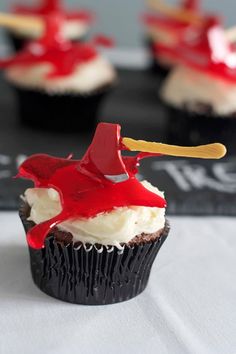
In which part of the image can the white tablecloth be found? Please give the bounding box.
[1,212,236,354]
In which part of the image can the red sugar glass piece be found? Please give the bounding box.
[0,14,99,78]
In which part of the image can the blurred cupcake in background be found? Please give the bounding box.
[18,122,170,305]
[7,0,94,51]
[0,15,116,132]
[142,0,209,77]
[160,18,236,154]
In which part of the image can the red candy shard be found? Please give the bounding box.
[18,123,167,249]
[0,14,99,78]
[93,35,115,48]
[80,123,128,179]
[149,12,236,82]
[19,154,78,187]
[142,0,201,30]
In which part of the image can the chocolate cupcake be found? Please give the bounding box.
[7,0,94,52]
[160,18,236,154]
[142,0,202,77]
[2,16,116,132]
[18,122,170,305]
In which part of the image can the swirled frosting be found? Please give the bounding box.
[24,181,166,249]
[6,56,116,93]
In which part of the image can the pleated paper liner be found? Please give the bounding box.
[20,202,170,305]
[163,104,236,155]
[10,83,112,132]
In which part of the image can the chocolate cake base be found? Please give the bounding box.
[163,104,236,155]
[11,85,110,132]
[19,202,170,305]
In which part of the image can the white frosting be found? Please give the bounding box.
[24,181,166,249]
[6,56,116,94]
[11,19,89,40]
[161,65,236,116]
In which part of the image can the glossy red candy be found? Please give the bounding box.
[0,15,109,78]
[18,123,167,249]
[155,16,236,82]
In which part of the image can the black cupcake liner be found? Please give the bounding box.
[19,203,170,305]
[145,37,171,78]
[11,84,110,132]
[163,103,236,155]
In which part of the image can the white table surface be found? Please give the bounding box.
[1,212,236,354]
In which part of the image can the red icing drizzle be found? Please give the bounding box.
[18,123,167,249]
[0,15,113,78]
[13,0,94,23]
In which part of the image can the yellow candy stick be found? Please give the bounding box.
[122,138,227,160]
[147,0,203,26]
[0,12,43,31]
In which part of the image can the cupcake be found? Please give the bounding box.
[7,0,94,51]
[1,15,116,131]
[160,18,236,154]
[18,122,226,305]
[142,0,205,76]
[18,122,169,304]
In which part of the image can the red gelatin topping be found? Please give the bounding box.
[0,15,110,78]
[18,123,167,249]
[157,17,236,82]
[142,0,201,32]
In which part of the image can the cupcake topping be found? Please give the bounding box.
[159,17,236,82]
[13,0,93,23]
[183,0,199,11]
[143,0,201,33]
[18,123,226,249]
[18,123,167,249]
[0,15,113,79]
